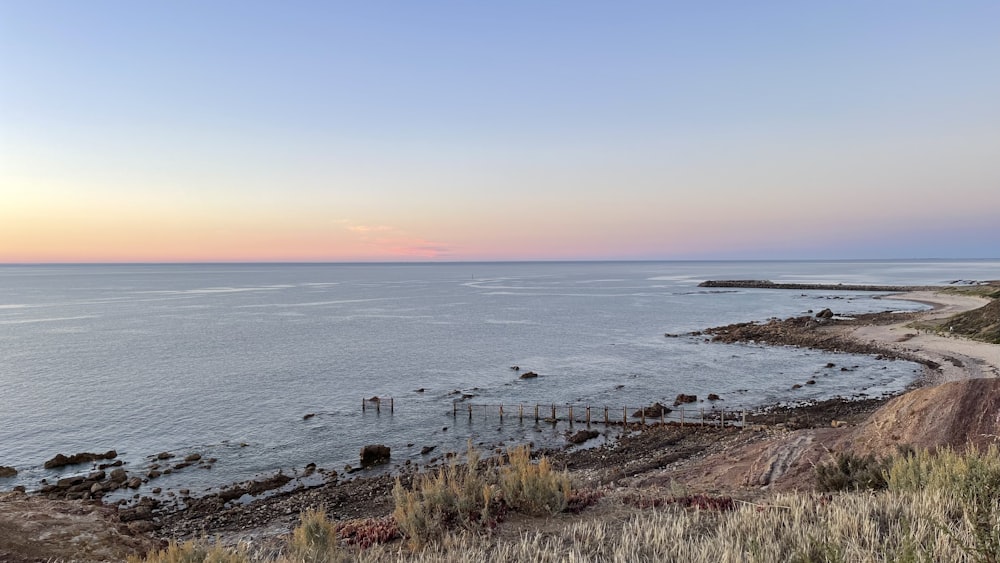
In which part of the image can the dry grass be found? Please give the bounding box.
[132,446,1000,562]
[286,509,343,563]
[358,490,974,562]
[498,445,570,516]
[127,540,249,563]
[391,445,495,548]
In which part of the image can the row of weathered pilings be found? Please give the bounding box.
[362,397,748,428]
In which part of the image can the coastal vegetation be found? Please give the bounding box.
[127,444,1000,562]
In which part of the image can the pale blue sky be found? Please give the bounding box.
[2,2,998,261]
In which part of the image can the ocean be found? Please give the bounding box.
[2,260,998,499]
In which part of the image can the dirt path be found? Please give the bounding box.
[847,291,1000,381]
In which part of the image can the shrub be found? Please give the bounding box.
[337,516,400,549]
[392,445,494,548]
[815,451,890,492]
[499,445,571,516]
[286,508,342,563]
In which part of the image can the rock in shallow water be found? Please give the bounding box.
[43,450,117,469]
[360,444,391,467]
[567,430,600,444]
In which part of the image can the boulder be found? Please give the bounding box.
[0,466,16,478]
[816,308,834,319]
[519,371,539,379]
[119,505,153,522]
[632,402,671,418]
[125,477,142,489]
[567,430,600,444]
[109,468,127,483]
[43,450,117,469]
[360,444,391,467]
[420,446,435,455]
[128,521,158,534]
[156,452,173,460]
[184,453,202,462]
[56,476,84,489]
[673,394,698,406]
[707,394,722,401]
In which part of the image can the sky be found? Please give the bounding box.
[2,1,998,262]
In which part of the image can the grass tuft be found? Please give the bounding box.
[127,540,247,563]
[392,445,494,548]
[287,508,342,563]
[499,445,571,516]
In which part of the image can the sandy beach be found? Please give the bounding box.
[848,291,1000,381]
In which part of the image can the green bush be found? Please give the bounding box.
[815,451,890,492]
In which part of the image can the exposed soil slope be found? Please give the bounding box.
[0,492,158,562]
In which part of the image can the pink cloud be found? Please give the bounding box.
[342,223,453,259]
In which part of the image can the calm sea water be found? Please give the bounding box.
[2,260,998,498]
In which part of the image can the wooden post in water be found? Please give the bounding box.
[568,406,573,426]
[604,406,609,425]
[551,404,556,422]
[362,397,365,413]
[519,404,523,423]
[376,398,380,414]
[680,406,684,426]
[640,408,646,425]
[499,404,503,421]
[623,406,627,427]
[468,403,472,421]
[453,403,457,417]
[390,397,394,414]
[660,409,665,425]
[534,404,539,422]
[586,406,591,425]
[742,410,747,430]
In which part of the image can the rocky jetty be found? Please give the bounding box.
[698,280,931,292]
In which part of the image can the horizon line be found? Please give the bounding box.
[2,257,998,267]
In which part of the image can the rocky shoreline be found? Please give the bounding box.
[702,309,940,370]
